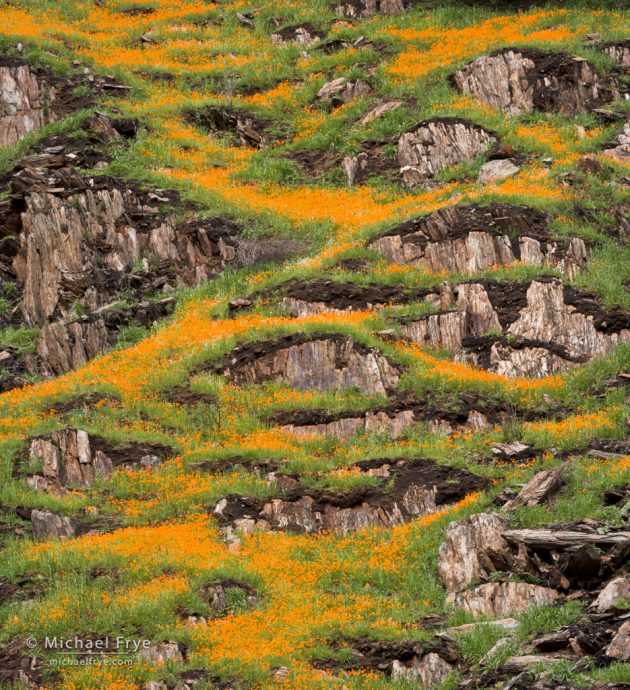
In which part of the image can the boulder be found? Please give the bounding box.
[316,77,372,106]
[602,120,630,164]
[606,620,630,661]
[477,158,519,184]
[361,100,403,125]
[438,512,509,591]
[591,577,630,612]
[446,582,559,616]
[210,334,401,395]
[452,48,618,114]
[31,509,75,541]
[398,118,497,186]
[137,641,184,665]
[271,24,324,46]
[392,652,452,687]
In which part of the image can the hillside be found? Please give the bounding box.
[0,1,629,689]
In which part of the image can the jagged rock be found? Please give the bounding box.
[502,469,564,510]
[361,100,403,125]
[401,278,630,378]
[445,618,519,637]
[606,620,630,660]
[210,334,400,395]
[392,652,452,687]
[477,159,520,183]
[26,430,172,490]
[0,638,46,689]
[491,442,535,461]
[447,582,559,616]
[201,579,258,616]
[369,203,587,279]
[438,513,509,592]
[592,577,630,612]
[0,58,52,148]
[503,527,630,549]
[185,105,270,147]
[214,458,488,536]
[336,0,405,18]
[137,641,184,664]
[397,118,497,187]
[271,24,324,46]
[603,40,630,69]
[2,165,298,375]
[31,509,75,541]
[316,77,372,106]
[452,48,618,115]
[341,153,370,186]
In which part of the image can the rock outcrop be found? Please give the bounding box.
[397,118,497,187]
[446,581,560,616]
[185,105,271,147]
[603,39,630,69]
[270,24,325,46]
[209,333,401,395]
[399,278,630,378]
[451,48,618,114]
[25,430,172,491]
[315,77,372,106]
[31,509,75,541]
[369,203,588,278]
[336,0,405,18]
[0,56,127,149]
[602,119,630,164]
[214,457,488,537]
[0,165,301,379]
[438,513,509,592]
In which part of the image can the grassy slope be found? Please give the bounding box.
[0,0,628,688]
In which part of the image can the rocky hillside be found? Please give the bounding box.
[0,1,628,689]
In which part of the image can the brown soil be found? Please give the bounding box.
[45,392,118,416]
[184,105,273,148]
[165,384,217,406]
[259,278,432,310]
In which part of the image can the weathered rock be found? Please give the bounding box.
[200,579,258,616]
[491,442,535,462]
[316,77,372,106]
[477,158,520,184]
[215,457,488,536]
[602,120,630,164]
[31,509,75,541]
[397,117,497,186]
[2,165,298,375]
[369,203,587,279]
[0,638,46,689]
[607,620,630,660]
[185,105,271,147]
[26,430,172,490]
[271,24,325,46]
[592,577,630,612]
[392,652,452,687]
[336,0,405,18]
[0,59,52,148]
[447,582,559,616]
[603,39,630,69]
[137,641,185,664]
[361,100,403,125]
[401,278,630,378]
[209,333,400,395]
[452,48,618,115]
[502,653,573,673]
[438,513,509,592]
[502,469,564,510]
